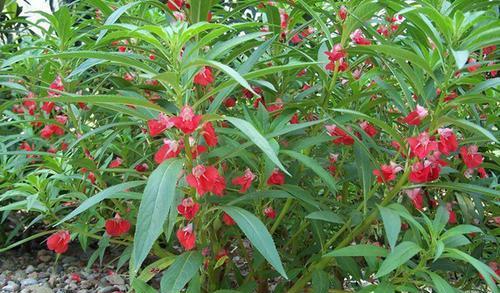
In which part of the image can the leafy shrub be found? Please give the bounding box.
[1,0,499,292]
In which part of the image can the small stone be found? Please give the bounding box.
[97,286,117,293]
[80,280,93,289]
[48,274,57,287]
[105,274,125,285]
[22,285,54,293]
[37,250,52,263]
[77,290,88,293]
[21,278,38,287]
[0,274,7,286]
[2,281,20,291]
[25,265,36,274]
[14,270,28,281]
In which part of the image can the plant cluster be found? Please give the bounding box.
[0,0,499,292]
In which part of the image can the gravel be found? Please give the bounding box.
[0,246,131,293]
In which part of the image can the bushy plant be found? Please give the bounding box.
[1,0,499,292]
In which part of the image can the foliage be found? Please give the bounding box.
[0,0,499,292]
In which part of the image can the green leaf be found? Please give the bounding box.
[55,181,145,225]
[189,0,213,23]
[132,279,158,293]
[189,59,257,96]
[226,117,289,175]
[312,270,329,293]
[428,272,456,293]
[375,241,421,278]
[440,117,499,144]
[441,225,482,240]
[432,206,449,235]
[444,248,499,292]
[133,159,184,272]
[160,251,203,293]
[407,183,500,198]
[138,256,176,282]
[281,150,336,193]
[221,206,288,279]
[324,244,388,258]
[378,206,401,250]
[306,211,344,224]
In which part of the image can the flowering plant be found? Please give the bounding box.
[1,0,499,292]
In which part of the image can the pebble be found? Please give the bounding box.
[20,278,38,287]
[25,265,36,274]
[97,286,117,293]
[2,281,20,291]
[20,285,54,293]
[105,274,125,285]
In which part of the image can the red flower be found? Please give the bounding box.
[149,54,156,60]
[359,121,377,137]
[377,25,389,37]
[405,188,424,210]
[437,128,458,155]
[266,98,284,113]
[264,207,277,219]
[224,97,236,108]
[231,168,256,193]
[186,165,226,196]
[351,29,371,45]
[483,45,496,56]
[194,66,214,86]
[325,44,345,62]
[338,5,347,21]
[466,58,480,72]
[403,105,428,125]
[447,204,457,224]
[325,58,348,72]
[290,113,299,124]
[460,145,483,169]
[407,132,438,159]
[19,142,33,152]
[222,213,236,226]
[41,102,55,114]
[47,230,71,254]
[373,162,402,183]
[23,92,36,115]
[154,139,181,164]
[409,160,440,183]
[478,167,488,178]
[147,113,173,136]
[290,34,301,44]
[444,91,458,102]
[176,223,196,251]
[177,197,200,220]
[48,75,64,97]
[134,163,149,172]
[202,122,218,147]
[167,0,184,11]
[267,169,285,185]
[172,106,202,134]
[105,214,131,237]
[325,124,355,145]
[109,157,123,168]
[279,9,288,29]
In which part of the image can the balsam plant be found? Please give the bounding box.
[0,0,499,292]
